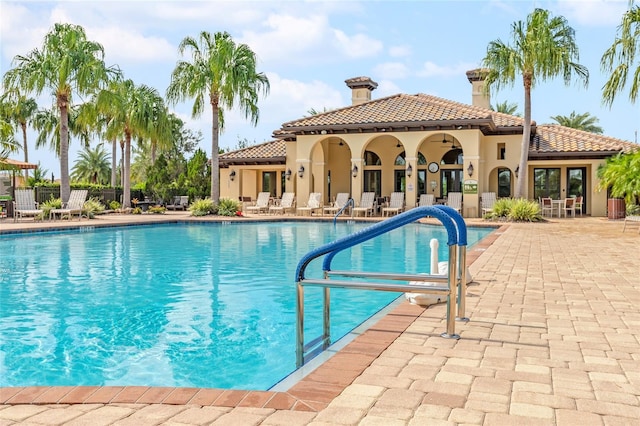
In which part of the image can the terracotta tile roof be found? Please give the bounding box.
[219,139,286,166]
[531,125,638,156]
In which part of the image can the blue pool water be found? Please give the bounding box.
[0,221,492,390]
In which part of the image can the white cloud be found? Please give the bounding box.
[416,61,478,79]
[373,62,410,80]
[375,79,403,98]
[88,27,176,63]
[554,0,627,27]
[332,29,384,59]
[389,45,412,58]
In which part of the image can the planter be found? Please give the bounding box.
[607,198,625,220]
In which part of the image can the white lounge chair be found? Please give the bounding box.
[419,194,435,207]
[269,192,295,215]
[383,192,404,216]
[13,189,43,222]
[353,192,376,217]
[50,189,88,220]
[296,192,322,216]
[167,195,189,211]
[323,192,351,216]
[245,192,271,215]
[481,192,496,215]
[446,192,462,214]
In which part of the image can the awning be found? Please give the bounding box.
[0,158,38,170]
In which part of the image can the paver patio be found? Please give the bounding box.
[1,213,638,425]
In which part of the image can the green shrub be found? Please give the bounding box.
[109,200,121,210]
[217,198,241,216]
[148,205,166,214]
[38,197,63,220]
[485,198,541,222]
[82,197,105,219]
[132,207,142,214]
[188,198,216,216]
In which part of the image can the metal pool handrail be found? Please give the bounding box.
[333,198,354,225]
[295,206,467,367]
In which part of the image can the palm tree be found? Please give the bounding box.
[32,105,91,156]
[95,78,163,208]
[166,31,270,202]
[482,8,589,199]
[601,1,640,105]
[0,118,19,158]
[0,91,38,180]
[550,111,604,133]
[490,100,520,116]
[71,144,111,184]
[2,23,120,203]
[597,150,640,206]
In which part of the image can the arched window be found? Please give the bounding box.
[441,149,463,165]
[394,152,406,166]
[364,151,381,166]
[417,152,427,165]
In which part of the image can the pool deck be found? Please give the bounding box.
[1,212,639,425]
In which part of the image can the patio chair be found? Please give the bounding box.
[419,194,435,207]
[245,192,271,215]
[383,192,405,216]
[446,192,462,214]
[481,192,496,215]
[167,195,189,211]
[623,215,640,233]
[296,192,322,216]
[50,189,88,220]
[540,197,554,217]
[562,197,576,218]
[323,192,351,216]
[353,192,376,217]
[574,195,584,215]
[13,189,43,222]
[269,192,295,215]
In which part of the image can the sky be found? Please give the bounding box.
[1,0,639,179]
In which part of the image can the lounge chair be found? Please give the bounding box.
[50,189,88,220]
[245,192,271,215]
[13,189,43,222]
[353,192,376,217]
[296,192,322,216]
[623,215,640,233]
[419,194,434,207]
[446,192,462,214]
[167,196,189,211]
[323,192,351,216]
[269,192,295,215]
[383,192,404,216]
[481,192,496,215]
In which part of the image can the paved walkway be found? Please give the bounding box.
[1,214,639,424]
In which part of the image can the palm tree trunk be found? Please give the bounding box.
[111,137,117,187]
[58,94,71,204]
[21,122,29,182]
[123,133,131,208]
[210,96,220,203]
[515,75,532,199]
[151,141,157,164]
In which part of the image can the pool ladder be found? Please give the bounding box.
[295,206,468,367]
[332,198,355,225]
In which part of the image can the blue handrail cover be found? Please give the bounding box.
[434,205,468,246]
[295,206,458,281]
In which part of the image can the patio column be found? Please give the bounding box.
[351,158,363,205]
[405,156,417,208]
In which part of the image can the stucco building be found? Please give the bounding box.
[220,70,637,217]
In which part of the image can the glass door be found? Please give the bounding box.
[567,167,586,214]
[441,169,462,196]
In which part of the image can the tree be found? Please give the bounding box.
[166,31,270,203]
[601,1,640,105]
[482,8,588,199]
[597,150,640,206]
[550,111,604,133]
[31,105,91,157]
[0,118,19,158]
[0,91,38,180]
[71,144,111,184]
[490,100,520,116]
[2,23,120,203]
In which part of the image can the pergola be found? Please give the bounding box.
[0,157,38,197]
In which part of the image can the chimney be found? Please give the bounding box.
[466,69,490,109]
[345,76,378,105]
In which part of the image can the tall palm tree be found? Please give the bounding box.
[550,111,604,133]
[95,78,163,208]
[602,1,640,106]
[166,31,270,202]
[0,118,19,158]
[71,144,111,184]
[0,91,38,180]
[490,100,520,116]
[2,23,120,203]
[482,8,589,198]
[31,105,91,157]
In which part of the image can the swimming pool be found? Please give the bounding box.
[0,221,492,390]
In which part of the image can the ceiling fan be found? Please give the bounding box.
[440,133,457,149]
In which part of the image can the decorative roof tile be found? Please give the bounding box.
[532,125,638,154]
[219,139,286,166]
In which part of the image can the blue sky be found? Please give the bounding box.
[1,0,638,178]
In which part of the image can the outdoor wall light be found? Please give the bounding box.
[467,162,474,177]
[431,180,437,191]
[515,165,520,178]
[352,164,358,178]
[406,163,413,178]
[298,165,305,178]
[285,169,292,180]
[229,170,236,181]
